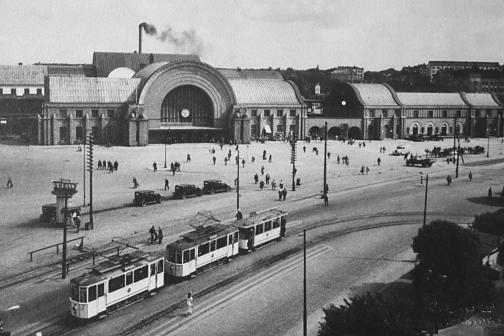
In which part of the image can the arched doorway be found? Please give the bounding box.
[384,125,391,138]
[427,124,433,136]
[348,126,361,139]
[328,127,342,140]
[441,124,448,136]
[309,126,321,139]
[412,124,419,135]
[161,85,213,126]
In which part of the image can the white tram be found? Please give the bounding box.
[69,251,165,319]
[235,209,287,253]
[165,224,239,278]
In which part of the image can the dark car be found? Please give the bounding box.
[406,156,434,167]
[133,190,162,206]
[203,180,232,194]
[173,184,203,199]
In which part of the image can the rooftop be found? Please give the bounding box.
[227,79,302,105]
[396,92,467,107]
[350,83,399,107]
[0,65,47,85]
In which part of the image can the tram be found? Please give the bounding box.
[69,251,165,319]
[165,223,239,278]
[235,209,287,253]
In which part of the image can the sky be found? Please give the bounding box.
[0,0,503,71]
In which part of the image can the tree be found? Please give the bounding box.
[472,209,504,245]
[412,220,493,311]
[318,293,416,336]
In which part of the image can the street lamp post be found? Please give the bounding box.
[236,145,240,210]
[303,229,307,336]
[423,174,428,227]
[487,128,490,158]
[164,142,167,168]
[323,121,328,196]
[82,140,86,206]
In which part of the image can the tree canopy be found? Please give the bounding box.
[472,209,504,244]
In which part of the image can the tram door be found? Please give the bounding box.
[149,260,164,290]
[280,216,286,237]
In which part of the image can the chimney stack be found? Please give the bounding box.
[138,23,144,54]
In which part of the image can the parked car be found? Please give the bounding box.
[133,190,162,206]
[391,145,410,156]
[406,155,434,167]
[173,184,203,199]
[203,180,232,194]
[41,203,81,224]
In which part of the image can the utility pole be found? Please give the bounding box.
[291,135,297,191]
[236,145,240,210]
[487,127,490,158]
[62,189,68,279]
[86,135,94,230]
[83,140,86,206]
[303,229,307,336]
[423,174,428,227]
[164,141,167,168]
[323,121,328,196]
[456,136,460,178]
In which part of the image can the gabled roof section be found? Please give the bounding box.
[48,77,140,103]
[349,83,399,107]
[227,79,302,105]
[92,52,200,77]
[218,69,284,80]
[461,93,502,108]
[0,65,47,85]
[396,92,467,107]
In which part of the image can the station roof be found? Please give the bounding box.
[0,65,46,85]
[396,92,467,107]
[461,93,502,108]
[92,52,200,77]
[48,77,140,103]
[226,79,302,105]
[349,84,399,107]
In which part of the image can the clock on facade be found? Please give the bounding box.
[180,109,190,118]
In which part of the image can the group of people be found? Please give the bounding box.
[148,225,163,244]
[97,160,118,172]
[379,146,387,153]
[360,165,370,175]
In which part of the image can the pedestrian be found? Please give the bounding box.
[158,227,163,244]
[171,164,176,176]
[259,181,265,190]
[279,180,284,189]
[360,166,365,175]
[212,156,216,165]
[303,146,306,153]
[251,156,255,163]
[98,160,102,170]
[265,173,270,184]
[242,158,245,168]
[269,154,272,163]
[377,157,381,166]
[254,173,259,184]
[74,213,81,233]
[114,161,119,171]
[109,164,114,174]
[6,177,13,189]
[186,292,193,315]
[278,188,283,201]
[164,178,170,190]
[337,155,340,164]
[261,166,265,175]
[153,161,157,172]
[327,152,331,159]
[236,209,243,220]
[365,166,369,175]
[133,177,139,188]
[186,154,191,163]
[263,150,267,160]
[324,184,329,195]
[282,188,287,201]
[271,179,276,190]
[469,171,472,182]
[224,157,228,165]
[446,175,452,186]
[149,225,157,244]
[488,187,493,200]
[323,193,328,206]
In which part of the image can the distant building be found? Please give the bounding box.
[330,66,364,83]
[427,61,501,81]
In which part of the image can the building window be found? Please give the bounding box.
[251,110,257,117]
[76,110,83,118]
[76,127,83,140]
[92,126,99,137]
[276,125,284,133]
[383,110,388,118]
[251,124,257,136]
[456,110,461,117]
[24,88,30,95]
[413,110,419,118]
[59,109,67,118]
[475,109,480,117]
[59,127,67,141]
[290,110,296,117]
[450,126,454,134]
[442,110,447,117]
[428,110,433,118]
[406,127,410,134]
[11,88,16,95]
[264,110,270,117]
[421,127,425,134]
[37,88,42,95]
[107,109,114,118]
[435,127,439,134]
[92,109,99,118]
[276,110,283,117]
[369,109,375,117]
[395,109,400,117]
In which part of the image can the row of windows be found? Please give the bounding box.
[250,109,297,118]
[58,109,115,118]
[167,232,239,264]
[405,124,459,135]
[59,126,99,141]
[255,218,281,235]
[250,124,296,136]
[368,109,401,118]
[0,88,43,95]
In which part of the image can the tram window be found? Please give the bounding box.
[273,219,280,228]
[167,248,176,262]
[88,285,97,302]
[157,260,164,273]
[79,287,87,303]
[190,249,195,260]
[183,250,190,262]
[234,232,238,242]
[126,272,133,286]
[150,264,156,276]
[199,243,209,256]
[134,266,148,282]
[109,275,125,292]
[228,234,233,245]
[71,284,79,301]
[176,251,183,264]
[210,240,216,252]
[256,224,264,235]
[265,221,272,231]
[217,236,227,249]
[98,283,104,297]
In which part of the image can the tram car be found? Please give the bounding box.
[165,223,239,278]
[69,251,165,319]
[235,209,287,253]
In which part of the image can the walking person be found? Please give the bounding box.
[365,166,370,175]
[488,187,493,200]
[360,166,365,175]
[158,227,163,244]
[259,180,265,190]
[446,175,452,186]
[133,177,139,189]
[279,180,284,190]
[6,177,13,189]
[242,158,246,168]
[153,161,157,172]
[265,173,270,184]
[97,160,102,170]
[282,188,287,201]
[377,157,381,166]
[261,166,265,175]
[269,154,272,163]
[149,225,157,244]
[271,179,276,191]
[254,173,259,184]
[74,213,81,233]
[468,171,472,182]
[164,178,170,190]
[212,156,216,165]
[186,292,193,315]
[186,154,191,163]
[114,161,119,171]
[323,193,328,206]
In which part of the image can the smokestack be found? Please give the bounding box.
[139,23,144,54]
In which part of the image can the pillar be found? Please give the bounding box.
[51,114,57,145]
[69,114,75,144]
[37,114,43,145]
[392,116,397,140]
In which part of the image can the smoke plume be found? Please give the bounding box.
[140,23,204,56]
